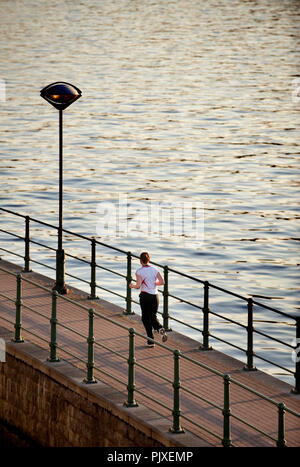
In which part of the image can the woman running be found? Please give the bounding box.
[129,252,167,347]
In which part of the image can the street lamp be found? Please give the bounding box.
[40,82,82,294]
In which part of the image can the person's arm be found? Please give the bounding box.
[129,273,142,289]
[155,271,164,286]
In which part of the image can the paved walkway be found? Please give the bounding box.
[0,259,299,447]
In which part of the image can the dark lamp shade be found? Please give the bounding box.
[40,82,82,110]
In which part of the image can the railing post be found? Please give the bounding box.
[222,374,232,447]
[125,251,134,315]
[14,273,24,343]
[125,328,138,407]
[23,216,31,273]
[201,281,211,350]
[48,290,60,362]
[88,238,98,300]
[84,308,97,384]
[277,403,287,447]
[292,317,300,394]
[163,266,171,331]
[170,349,184,433]
[244,298,256,371]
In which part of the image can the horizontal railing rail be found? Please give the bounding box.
[0,265,299,447]
[0,207,299,394]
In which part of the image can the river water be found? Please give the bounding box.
[0,0,299,385]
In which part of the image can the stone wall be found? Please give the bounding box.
[0,336,204,447]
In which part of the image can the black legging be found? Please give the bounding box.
[139,292,162,341]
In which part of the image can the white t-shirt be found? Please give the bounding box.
[136,265,158,295]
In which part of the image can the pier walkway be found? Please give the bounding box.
[0,259,299,447]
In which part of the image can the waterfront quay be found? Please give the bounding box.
[0,259,299,447]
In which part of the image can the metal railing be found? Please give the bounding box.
[0,265,299,447]
[0,207,299,394]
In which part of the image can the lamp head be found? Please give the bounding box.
[40,82,82,110]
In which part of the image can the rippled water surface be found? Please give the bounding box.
[0,0,299,383]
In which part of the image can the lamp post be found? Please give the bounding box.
[40,82,82,294]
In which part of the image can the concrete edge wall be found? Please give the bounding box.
[0,329,209,447]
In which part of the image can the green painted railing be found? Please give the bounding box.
[0,207,299,394]
[0,265,299,447]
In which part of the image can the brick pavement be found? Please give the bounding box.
[0,259,299,447]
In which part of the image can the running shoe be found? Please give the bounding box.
[159,327,168,342]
